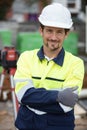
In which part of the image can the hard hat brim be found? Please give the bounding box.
[38,17,73,29]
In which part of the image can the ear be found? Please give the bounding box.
[39,27,43,36]
[65,31,70,39]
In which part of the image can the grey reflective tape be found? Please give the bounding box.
[26,105,46,115]
[14,78,33,85]
[15,79,34,102]
[59,102,72,113]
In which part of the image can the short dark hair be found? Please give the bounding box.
[39,23,45,30]
[39,23,70,34]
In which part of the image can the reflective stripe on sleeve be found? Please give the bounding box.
[26,105,47,115]
[14,78,34,102]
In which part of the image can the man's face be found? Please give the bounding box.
[39,26,69,52]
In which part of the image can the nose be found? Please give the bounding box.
[51,32,57,40]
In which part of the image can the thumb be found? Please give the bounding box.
[70,86,78,91]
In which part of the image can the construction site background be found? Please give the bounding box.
[0,0,87,130]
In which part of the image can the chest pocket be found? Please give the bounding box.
[44,77,64,89]
[32,76,65,90]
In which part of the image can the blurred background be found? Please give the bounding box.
[0,0,87,130]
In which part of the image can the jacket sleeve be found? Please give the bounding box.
[21,87,64,113]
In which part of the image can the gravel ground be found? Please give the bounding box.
[0,101,16,130]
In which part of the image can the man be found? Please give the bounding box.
[14,3,84,130]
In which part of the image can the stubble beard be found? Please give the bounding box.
[45,41,61,52]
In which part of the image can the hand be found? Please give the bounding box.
[57,87,78,107]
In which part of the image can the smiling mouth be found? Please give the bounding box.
[49,39,58,43]
[48,40,61,49]
[49,41,59,46]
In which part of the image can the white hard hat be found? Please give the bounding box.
[38,3,73,29]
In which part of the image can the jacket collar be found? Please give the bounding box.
[37,46,65,66]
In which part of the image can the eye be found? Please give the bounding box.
[57,30,63,34]
[46,29,52,33]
